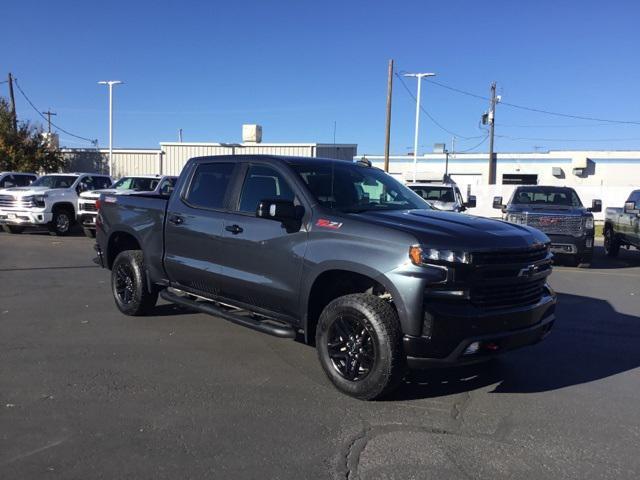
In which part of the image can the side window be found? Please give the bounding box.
[185,163,235,210]
[0,175,15,188]
[629,191,640,204]
[95,177,112,190]
[239,165,295,213]
[15,175,34,186]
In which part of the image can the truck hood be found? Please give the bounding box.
[350,209,548,251]
[0,186,65,197]
[506,205,587,216]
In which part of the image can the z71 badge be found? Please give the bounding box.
[316,218,343,229]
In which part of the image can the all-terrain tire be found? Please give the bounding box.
[604,227,620,257]
[315,293,405,400]
[111,250,158,316]
[2,225,24,234]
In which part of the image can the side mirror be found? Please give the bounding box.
[624,201,639,215]
[589,199,602,213]
[256,199,302,222]
[492,196,504,209]
[465,195,477,209]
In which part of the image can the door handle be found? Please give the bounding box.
[225,224,243,234]
[168,214,184,225]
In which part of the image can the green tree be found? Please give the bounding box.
[0,97,66,173]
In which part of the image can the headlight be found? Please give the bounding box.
[584,217,594,229]
[33,194,46,207]
[507,213,525,224]
[409,245,471,265]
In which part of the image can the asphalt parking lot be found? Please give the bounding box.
[1,229,639,479]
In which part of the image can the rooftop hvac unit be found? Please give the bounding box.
[242,124,262,143]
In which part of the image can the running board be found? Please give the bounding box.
[159,289,297,339]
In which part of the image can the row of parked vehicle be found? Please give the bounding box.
[0,171,176,237]
[407,180,639,266]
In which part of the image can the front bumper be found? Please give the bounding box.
[78,213,97,228]
[404,289,556,368]
[547,233,594,258]
[0,210,52,226]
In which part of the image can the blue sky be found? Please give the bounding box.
[3,0,640,154]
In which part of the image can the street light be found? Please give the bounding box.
[403,72,436,182]
[98,80,124,175]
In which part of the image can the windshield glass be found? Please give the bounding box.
[409,186,455,203]
[112,177,159,191]
[292,162,430,213]
[511,188,582,206]
[31,175,78,189]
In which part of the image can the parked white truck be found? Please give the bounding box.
[0,173,112,235]
[77,175,177,237]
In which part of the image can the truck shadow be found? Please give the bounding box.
[389,292,640,400]
[588,246,640,270]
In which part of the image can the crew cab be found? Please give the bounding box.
[95,155,556,400]
[494,186,601,267]
[406,182,476,212]
[0,173,111,235]
[78,175,177,237]
[604,189,640,257]
[0,172,37,189]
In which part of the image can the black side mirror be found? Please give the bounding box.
[492,196,503,209]
[465,195,477,209]
[256,199,302,222]
[589,199,602,213]
[624,201,639,215]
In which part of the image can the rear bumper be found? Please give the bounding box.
[404,290,556,368]
[0,210,52,226]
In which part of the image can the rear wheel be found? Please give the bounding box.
[315,293,405,400]
[604,228,620,257]
[2,225,24,234]
[111,250,158,316]
[48,209,73,236]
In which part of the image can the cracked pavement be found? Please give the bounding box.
[1,232,639,479]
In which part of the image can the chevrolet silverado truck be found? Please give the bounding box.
[604,189,640,257]
[95,155,556,399]
[494,186,601,267]
[78,175,177,237]
[0,173,112,235]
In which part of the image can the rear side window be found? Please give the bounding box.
[238,165,295,213]
[185,163,235,210]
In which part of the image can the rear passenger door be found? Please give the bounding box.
[163,161,240,297]
[217,162,308,321]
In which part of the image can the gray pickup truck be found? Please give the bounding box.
[604,189,640,257]
[95,155,556,399]
[494,186,601,267]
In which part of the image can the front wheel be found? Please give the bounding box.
[315,293,405,400]
[2,225,24,234]
[604,228,620,257]
[48,209,73,236]
[111,250,158,316]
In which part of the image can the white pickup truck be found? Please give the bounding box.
[77,175,177,237]
[0,173,112,235]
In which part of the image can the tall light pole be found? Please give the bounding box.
[98,80,123,175]
[403,72,435,182]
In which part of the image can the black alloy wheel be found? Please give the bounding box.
[327,313,376,382]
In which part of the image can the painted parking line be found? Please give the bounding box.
[553,267,640,278]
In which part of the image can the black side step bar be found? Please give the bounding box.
[159,289,297,339]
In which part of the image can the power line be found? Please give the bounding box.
[456,135,489,152]
[496,134,640,143]
[12,78,98,145]
[425,78,640,126]
[395,72,485,141]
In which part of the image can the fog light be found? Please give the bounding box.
[463,342,480,356]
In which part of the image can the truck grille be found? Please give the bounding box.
[473,245,549,265]
[522,213,583,237]
[471,278,546,309]
[81,202,98,212]
[0,194,34,209]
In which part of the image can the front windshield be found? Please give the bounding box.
[31,175,78,189]
[292,162,430,213]
[409,186,455,203]
[112,177,159,191]
[511,188,582,206]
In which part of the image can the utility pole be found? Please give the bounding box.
[42,110,57,133]
[487,81,497,184]
[383,59,394,172]
[404,72,436,182]
[7,73,17,132]
[98,80,123,176]
[178,128,183,142]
